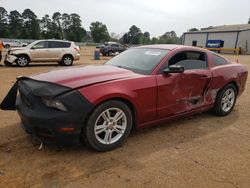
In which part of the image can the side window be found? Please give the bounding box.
[168,51,207,70]
[111,44,119,48]
[61,42,71,48]
[49,41,60,48]
[32,41,48,49]
[214,55,228,65]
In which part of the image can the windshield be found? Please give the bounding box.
[27,41,39,48]
[105,48,169,74]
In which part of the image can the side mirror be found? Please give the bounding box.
[163,65,185,74]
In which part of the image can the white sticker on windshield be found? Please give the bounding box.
[144,51,161,56]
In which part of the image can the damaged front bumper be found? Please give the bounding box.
[4,54,17,65]
[0,77,94,145]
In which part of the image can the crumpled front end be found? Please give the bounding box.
[4,53,17,65]
[0,77,94,145]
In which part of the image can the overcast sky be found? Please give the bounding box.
[2,0,250,37]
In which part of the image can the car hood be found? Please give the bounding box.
[31,65,141,89]
[9,47,27,52]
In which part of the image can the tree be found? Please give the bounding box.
[90,21,110,43]
[0,7,9,37]
[40,14,55,39]
[248,18,250,24]
[127,25,142,44]
[151,37,158,44]
[64,13,86,42]
[140,31,151,44]
[8,10,23,38]
[120,33,130,44]
[158,31,181,44]
[52,12,63,39]
[22,9,40,39]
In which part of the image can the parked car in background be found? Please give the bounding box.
[4,39,80,66]
[99,42,127,56]
[0,45,248,151]
[3,40,28,48]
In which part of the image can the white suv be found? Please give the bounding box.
[4,39,80,66]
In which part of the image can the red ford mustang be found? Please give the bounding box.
[0,45,248,151]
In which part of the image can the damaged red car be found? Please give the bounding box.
[0,45,248,151]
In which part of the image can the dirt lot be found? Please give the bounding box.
[0,47,249,188]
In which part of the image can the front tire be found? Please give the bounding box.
[16,55,29,67]
[212,84,237,116]
[84,100,133,151]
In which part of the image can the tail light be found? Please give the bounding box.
[74,46,80,53]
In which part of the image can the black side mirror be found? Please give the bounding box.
[163,65,185,74]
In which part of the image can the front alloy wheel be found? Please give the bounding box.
[84,100,132,151]
[16,56,29,67]
[94,108,127,145]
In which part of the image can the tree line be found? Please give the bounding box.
[0,7,182,44]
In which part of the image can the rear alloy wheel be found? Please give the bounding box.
[84,100,132,151]
[16,55,29,67]
[61,55,73,66]
[212,84,237,116]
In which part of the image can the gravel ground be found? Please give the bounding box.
[0,47,249,188]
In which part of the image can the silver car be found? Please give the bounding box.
[4,40,80,66]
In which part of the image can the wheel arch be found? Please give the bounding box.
[61,54,73,61]
[220,80,239,96]
[16,53,30,61]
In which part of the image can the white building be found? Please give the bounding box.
[183,24,250,54]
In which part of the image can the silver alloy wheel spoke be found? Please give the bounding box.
[221,88,235,112]
[104,130,112,144]
[94,107,127,145]
[95,124,107,134]
[113,111,123,122]
[101,111,110,122]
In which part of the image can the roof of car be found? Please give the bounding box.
[35,39,72,43]
[136,44,203,51]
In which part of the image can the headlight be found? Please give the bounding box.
[42,98,67,111]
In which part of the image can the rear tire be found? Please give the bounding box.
[16,55,29,67]
[212,84,237,116]
[61,55,73,66]
[84,100,133,152]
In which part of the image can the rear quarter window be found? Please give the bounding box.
[49,41,71,48]
[213,55,229,66]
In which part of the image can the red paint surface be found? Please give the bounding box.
[32,45,248,128]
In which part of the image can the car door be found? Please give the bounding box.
[156,51,212,118]
[30,41,50,61]
[48,41,65,60]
